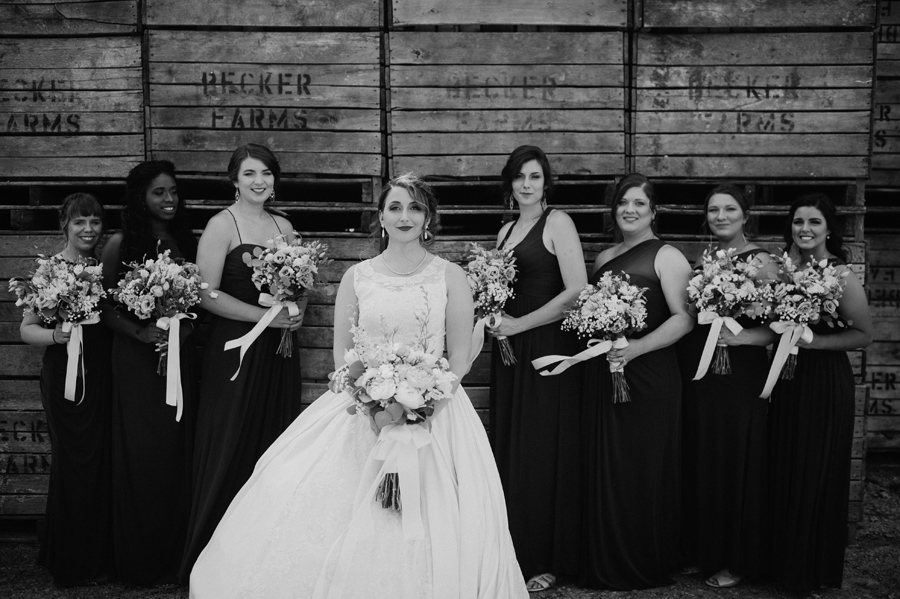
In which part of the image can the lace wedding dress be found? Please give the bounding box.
[190,256,528,598]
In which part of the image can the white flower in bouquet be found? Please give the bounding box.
[9,254,106,325]
[464,242,518,365]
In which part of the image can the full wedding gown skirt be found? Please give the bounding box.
[190,257,528,598]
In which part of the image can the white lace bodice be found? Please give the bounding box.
[354,256,448,357]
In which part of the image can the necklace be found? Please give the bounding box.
[382,252,427,276]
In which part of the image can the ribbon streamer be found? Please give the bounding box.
[370,424,433,540]
[692,312,744,381]
[531,337,621,376]
[63,314,101,404]
[467,312,503,370]
[156,312,196,422]
[224,292,299,381]
[759,321,814,399]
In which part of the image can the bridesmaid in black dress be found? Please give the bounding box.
[181,144,303,579]
[22,194,113,586]
[488,145,587,593]
[100,161,199,585]
[768,194,872,595]
[678,185,777,588]
[580,173,693,590]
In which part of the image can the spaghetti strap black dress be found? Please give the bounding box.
[489,208,584,580]
[678,248,769,579]
[579,239,681,590]
[181,215,302,580]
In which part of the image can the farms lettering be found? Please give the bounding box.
[210,108,306,130]
[0,78,76,103]
[201,71,312,96]
[6,113,80,133]
[879,25,898,43]
[2,453,50,475]
[444,75,558,100]
[874,104,893,149]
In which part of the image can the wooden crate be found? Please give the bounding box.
[147,30,384,178]
[145,0,380,28]
[0,0,138,35]
[873,1,900,187]
[633,32,874,179]
[391,0,627,27]
[866,234,900,450]
[640,0,877,28]
[0,37,144,179]
[388,32,627,178]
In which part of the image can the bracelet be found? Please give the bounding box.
[51,328,60,344]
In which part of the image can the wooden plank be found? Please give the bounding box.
[0,1,137,35]
[634,134,869,157]
[389,32,625,66]
[0,90,143,113]
[635,156,870,179]
[636,65,873,89]
[867,432,900,450]
[0,37,141,69]
[391,87,624,110]
[149,107,380,132]
[392,132,623,155]
[392,0,627,27]
[0,453,51,475]
[0,112,143,134]
[0,135,144,157]
[865,365,900,399]
[635,89,871,112]
[0,345,43,376]
[642,0,876,28]
[638,33,874,66]
[635,111,871,134]
[389,109,624,133]
[390,65,625,88]
[0,410,49,452]
[883,0,900,25]
[0,156,144,179]
[148,31,381,65]
[154,151,383,177]
[0,67,140,90]
[392,153,626,178]
[0,381,40,411]
[151,130,381,154]
[149,85,380,109]
[0,494,46,516]
[149,63,379,87]
[0,474,48,494]
[147,0,380,27]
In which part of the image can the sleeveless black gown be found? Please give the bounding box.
[489,208,584,580]
[37,321,113,586]
[110,240,198,585]
[579,239,681,590]
[678,248,769,578]
[181,239,302,579]
[768,270,855,594]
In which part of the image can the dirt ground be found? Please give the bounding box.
[2,454,899,599]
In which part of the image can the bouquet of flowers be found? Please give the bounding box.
[332,322,456,512]
[242,231,333,358]
[560,271,648,402]
[112,249,206,375]
[464,243,518,365]
[9,254,105,326]
[686,248,771,377]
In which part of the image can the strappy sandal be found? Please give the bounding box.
[526,573,556,593]
[705,569,742,588]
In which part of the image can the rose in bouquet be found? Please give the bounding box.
[558,271,648,402]
[464,243,518,365]
[687,248,771,378]
[332,323,456,513]
[241,231,333,358]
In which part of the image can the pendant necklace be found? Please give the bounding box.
[382,252,427,276]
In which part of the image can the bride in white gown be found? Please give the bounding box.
[190,175,529,598]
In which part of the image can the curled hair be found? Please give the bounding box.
[373,173,439,246]
[702,183,751,235]
[59,192,104,234]
[608,173,658,241]
[227,143,281,190]
[120,160,196,266]
[500,145,555,208]
[783,193,846,262]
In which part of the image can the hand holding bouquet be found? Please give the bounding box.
[687,248,770,378]
[464,243,518,365]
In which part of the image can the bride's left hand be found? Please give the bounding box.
[488,312,521,337]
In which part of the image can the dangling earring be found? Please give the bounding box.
[421,229,432,243]
[269,190,275,202]
[381,225,385,239]
[826,235,831,240]
[234,189,240,203]
[509,196,515,211]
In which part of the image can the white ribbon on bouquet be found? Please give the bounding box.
[467,312,503,369]
[531,336,629,376]
[62,314,101,404]
[224,292,300,381]
[759,321,814,399]
[156,312,196,422]
[692,312,744,381]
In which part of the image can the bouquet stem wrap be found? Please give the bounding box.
[607,337,631,403]
[62,315,100,404]
[224,293,300,381]
[156,312,196,422]
[489,313,516,366]
[760,321,814,399]
[370,423,432,539]
[693,312,744,380]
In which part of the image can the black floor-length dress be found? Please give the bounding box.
[768,298,855,594]
[489,208,584,580]
[181,233,302,579]
[579,239,681,590]
[679,248,769,578]
[38,321,114,586]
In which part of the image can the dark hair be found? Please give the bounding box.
[500,145,555,208]
[783,193,846,262]
[608,173,658,241]
[373,173,439,246]
[59,192,104,234]
[702,183,751,235]
[120,160,196,265]
[227,143,281,190]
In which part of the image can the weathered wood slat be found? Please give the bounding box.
[0,156,144,179]
[391,87,624,110]
[0,345,43,375]
[0,494,46,516]
[0,474,47,494]
[0,90,143,113]
[883,0,900,25]
[146,0,380,27]
[149,85,381,109]
[389,109,624,133]
[0,135,144,157]
[0,37,141,69]
[149,63,379,87]
[392,132,623,156]
[151,130,381,154]
[392,154,625,178]
[641,0,876,28]
[0,112,143,134]
[0,67,140,89]
[635,112,872,135]
[0,1,137,35]
[390,32,624,66]
[636,65,873,89]
[390,65,624,88]
[0,453,51,475]
[149,31,381,65]
[150,107,380,132]
[0,381,40,411]
[635,156,870,179]
[392,0,626,26]
[635,89,871,112]
[154,151,383,177]
[634,134,870,157]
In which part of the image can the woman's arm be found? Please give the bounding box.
[332,265,358,369]
[20,313,68,347]
[445,262,476,389]
[492,211,587,336]
[798,267,873,352]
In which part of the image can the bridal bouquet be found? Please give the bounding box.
[560,271,648,402]
[464,243,518,365]
[242,231,333,358]
[687,248,770,377]
[9,254,105,325]
[333,324,456,512]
